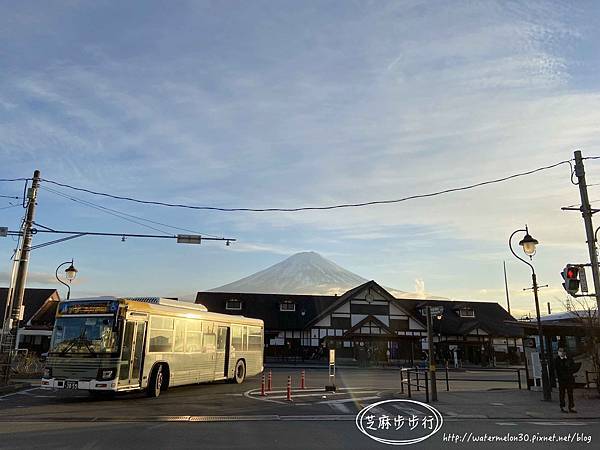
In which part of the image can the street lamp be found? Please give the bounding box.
[56,259,78,300]
[509,226,551,401]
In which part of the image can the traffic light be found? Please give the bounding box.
[561,264,580,296]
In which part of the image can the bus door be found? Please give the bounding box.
[215,326,230,378]
[118,320,147,387]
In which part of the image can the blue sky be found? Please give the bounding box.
[2,0,600,316]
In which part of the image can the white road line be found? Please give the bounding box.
[259,390,379,400]
[320,396,380,405]
[528,421,588,426]
[496,422,517,426]
[0,387,39,400]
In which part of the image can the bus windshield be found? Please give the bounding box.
[50,316,119,354]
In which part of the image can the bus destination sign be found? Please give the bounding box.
[59,301,119,315]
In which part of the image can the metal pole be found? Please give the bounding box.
[533,272,552,401]
[573,150,600,312]
[509,228,551,400]
[9,170,41,350]
[503,261,511,315]
[427,306,438,401]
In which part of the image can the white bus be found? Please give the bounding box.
[41,297,264,397]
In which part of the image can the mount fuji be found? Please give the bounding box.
[211,251,444,298]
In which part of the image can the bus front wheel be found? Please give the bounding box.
[148,364,165,397]
[233,360,246,384]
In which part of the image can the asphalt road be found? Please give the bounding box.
[0,419,597,450]
[1,368,593,449]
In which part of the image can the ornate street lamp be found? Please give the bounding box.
[509,226,551,401]
[56,259,78,300]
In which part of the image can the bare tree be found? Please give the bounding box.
[558,296,600,394]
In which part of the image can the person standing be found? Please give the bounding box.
[555,346,577,413]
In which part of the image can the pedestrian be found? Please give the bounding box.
[555,346,578,413]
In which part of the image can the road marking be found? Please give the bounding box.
[528,421,588,426]
[320,396,380,405]
[264,390,378,400]
[0,387,39,400]
[496,422,517,426]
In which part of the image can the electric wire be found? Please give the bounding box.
[41,185,222,238]
[39,159,574,213]
[41,187,172,236]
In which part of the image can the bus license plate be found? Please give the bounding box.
[65,381,78,389]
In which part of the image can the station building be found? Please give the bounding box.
[196,280,523,365]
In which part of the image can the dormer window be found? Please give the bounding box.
[459,307,475,318]
[280,301,296,312]
[226,299,242,311]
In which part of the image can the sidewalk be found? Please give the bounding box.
[389,388,600,420]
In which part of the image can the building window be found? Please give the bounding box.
[459,308,475,318]
[226,299,242,310]
[280,301,296,312]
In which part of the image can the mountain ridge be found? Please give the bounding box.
[210,251,445,299]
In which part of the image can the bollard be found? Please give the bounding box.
[400,369,404,395]
[517,369,522,390]
[445,365,449,392]
[415,369,420,391]
[300,370,306,389]
[268,370,272,392]
[424,370,429,403]
[407,370,412,398]
[287,376,292,401]
[260,374,266,396]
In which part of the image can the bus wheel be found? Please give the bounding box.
[233,360,246,384]
[148,364,164,397]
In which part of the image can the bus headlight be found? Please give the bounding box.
[42,367,51,378]
[97,368,116,380]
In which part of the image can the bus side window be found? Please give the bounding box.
[231,326,242,352]
[242,326,248,351]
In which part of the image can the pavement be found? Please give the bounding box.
[0,368,598,449]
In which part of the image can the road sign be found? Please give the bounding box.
[176,234,202,244]
[579,266,589,293]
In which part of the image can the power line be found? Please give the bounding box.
[0,178,31,182]
[41,186,172,236]
[0,204,20,211]
[0,194,19,199]
[41,186,222,238]
[40,159,574,213]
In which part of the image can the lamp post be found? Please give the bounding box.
[55,260,78,300]
[509,226,551,401]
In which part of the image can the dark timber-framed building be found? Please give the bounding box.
[196,280,523,365]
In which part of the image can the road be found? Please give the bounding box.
[0,368,595,449]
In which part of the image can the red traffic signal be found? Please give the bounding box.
[561,264,580,296]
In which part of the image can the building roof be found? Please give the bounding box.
[0,287,60,327]
[196,291,337,331]
[196,281,522,337]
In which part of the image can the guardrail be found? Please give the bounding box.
[400,368,429,403]
[400,366,523,402]
[438,365,523,390]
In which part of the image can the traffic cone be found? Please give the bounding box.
[267,370,272,392]
[287,376,292,401]
[300,370,306,389]
[260,374,266,396]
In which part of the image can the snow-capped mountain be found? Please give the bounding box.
[210,251,445,298]
[211,251,369,295]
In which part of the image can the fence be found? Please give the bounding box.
[400,368,429,403]
[400,366,523,402]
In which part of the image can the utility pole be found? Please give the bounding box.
[8,170,40,350]
[573,151,600,312]
[426,306,438,401]
[503,261,511,315]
